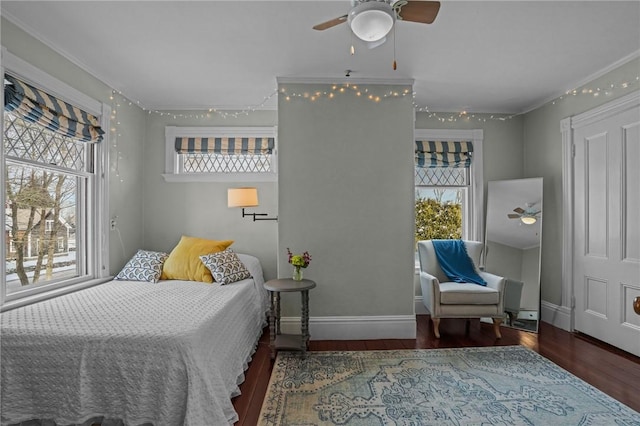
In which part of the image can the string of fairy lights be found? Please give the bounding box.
[108,73,640,126]
[107,73,639,180]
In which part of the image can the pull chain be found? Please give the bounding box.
[393,25,397,70]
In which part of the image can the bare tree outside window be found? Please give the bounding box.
[4,111,83,290]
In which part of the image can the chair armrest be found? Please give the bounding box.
[419,271,440,315]
[479,271,506,312]
[480,271,504,291]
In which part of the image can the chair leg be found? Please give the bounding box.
[492,318,502,339]
[432,318,441,338]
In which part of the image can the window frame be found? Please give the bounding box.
[1,48,110,311]
[162,125,278,183]
[414,128,484,242]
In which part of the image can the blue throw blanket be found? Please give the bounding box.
[431,240,486,286]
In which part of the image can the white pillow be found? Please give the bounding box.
[115,249,169,283]
[200,248,251,285]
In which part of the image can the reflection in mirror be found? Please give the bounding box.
[484,178,543,332]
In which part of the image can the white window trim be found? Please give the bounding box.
[162,125,278,183]
[414,129,484,241]
[1,47,110,310]
[413,129,484,271]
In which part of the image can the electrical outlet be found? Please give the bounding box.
[110,219,117,230]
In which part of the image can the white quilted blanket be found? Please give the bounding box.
[1,254,268,426]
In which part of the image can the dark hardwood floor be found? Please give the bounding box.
[233,315,640,425]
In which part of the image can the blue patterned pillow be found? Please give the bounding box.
[200,249,251,285]
[115,249,169,283]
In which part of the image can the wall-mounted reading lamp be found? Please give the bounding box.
[227,187,278,221]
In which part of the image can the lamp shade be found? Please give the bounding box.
[228,187,259,208]
[348,1,395,42]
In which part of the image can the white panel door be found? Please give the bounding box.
[573,105,640,357]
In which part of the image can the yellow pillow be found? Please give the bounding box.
[161,235,233,282]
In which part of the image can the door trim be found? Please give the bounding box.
[561,90,640,332]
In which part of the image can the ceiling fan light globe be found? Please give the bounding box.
[348,2,395,42]
[520,216,537,225]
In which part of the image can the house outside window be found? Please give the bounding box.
[163,126,277,183]
[414,129,484,260]
[2,51,109,308]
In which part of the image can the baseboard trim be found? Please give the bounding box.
[420,295,571,331]
[280,315,417,340]
[279,301,569,340]
[415,296,429,315]
[540,300,572,331]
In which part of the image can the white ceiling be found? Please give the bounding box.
[2,1,639,113]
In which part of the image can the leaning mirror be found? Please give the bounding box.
[484,177,543,332]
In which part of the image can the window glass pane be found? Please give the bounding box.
[181,152,273,173]
[4,103,88,294]
[5,163,81,292]
[415,187,465,244]
[415,167,468,186]
[4,111,86,172]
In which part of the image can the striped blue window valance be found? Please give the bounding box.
[174,137,275,155]
[415,140,474,168]
[3,74,104,143]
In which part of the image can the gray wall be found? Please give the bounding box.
[523,57,640,305]
[486,240,523,287]
[141,111,279,281]
[521,247,540,311]
[1,18,146,274]
[415,113,526,185]
[277,82,416,318]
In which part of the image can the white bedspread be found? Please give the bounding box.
[1,254,268,426]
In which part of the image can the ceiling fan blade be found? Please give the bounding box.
[313,15,348,31]
[530,210,541,216]
[397,1,441,24]
[513,207,525,214]
[507,214,521,219]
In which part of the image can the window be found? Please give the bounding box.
[414,129,484,247]
[2,53,109,308]
[163,126,277,182]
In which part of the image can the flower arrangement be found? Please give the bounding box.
[287,248,311,281]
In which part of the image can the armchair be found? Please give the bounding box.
[418,240,505,338]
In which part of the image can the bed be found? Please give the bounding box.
[0,253,269,426]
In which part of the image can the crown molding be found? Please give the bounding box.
[521,49,640,114]
[1,9,136,108]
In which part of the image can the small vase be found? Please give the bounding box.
[293,266,303,281]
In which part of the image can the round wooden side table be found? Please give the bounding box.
[263,278,316,359]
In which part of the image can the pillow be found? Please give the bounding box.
[115,249,169,283]
[200,248,252,285]
[161,235,234,282]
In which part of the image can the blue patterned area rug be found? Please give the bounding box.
[258,346,639,425]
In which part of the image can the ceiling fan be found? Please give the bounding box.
[313,0,441,44]
[507,203,541,225]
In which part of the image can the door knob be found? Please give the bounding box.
[634,296,640,316]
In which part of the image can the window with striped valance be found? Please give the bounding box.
[4,74,104,143]
[415,140,474,168]
[174,136,274,155]
[164,126,277,181]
